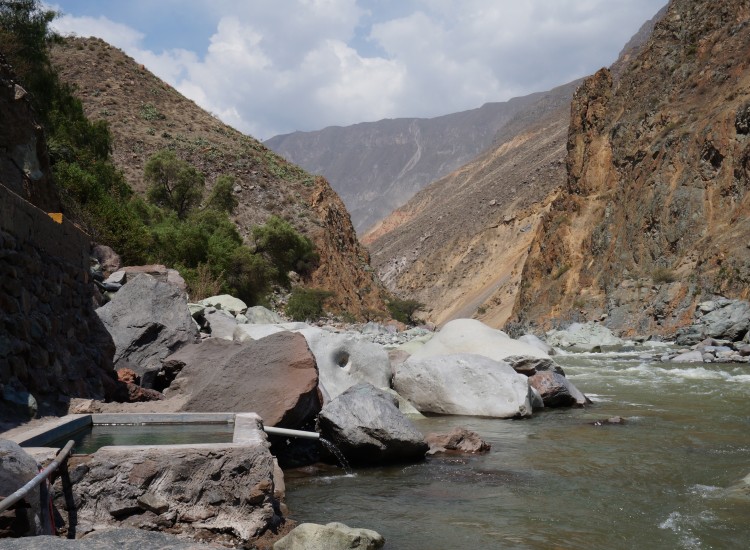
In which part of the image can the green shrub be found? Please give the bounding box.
[387,297,423,325]
[286,288,333,321]
[145,150,204,219]
[253,216,318,284]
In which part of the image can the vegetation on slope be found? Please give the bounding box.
[0,0,317,305]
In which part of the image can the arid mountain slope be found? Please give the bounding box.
[266,90,569,234]
[365,82,577,327]
[513,0,750,336]
[49,37,387,317]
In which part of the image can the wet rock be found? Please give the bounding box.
[394,353,533,418]
[274,522,385,550]
[408,319,549,363]
[591,416,626,426]
[0,440,48,536]
[671,349,704,363]
[528,371,589,407]
[425,427,491,454]
[96,274,198,387]
[166,333,321,428]
[317,383,427,465]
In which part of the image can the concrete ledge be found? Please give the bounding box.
[92,412,236,425]
[6,414,92,447]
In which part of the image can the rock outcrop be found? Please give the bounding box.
[513,0,750,336]
[0,440,50,537]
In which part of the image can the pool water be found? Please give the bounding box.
[51,422,235,454]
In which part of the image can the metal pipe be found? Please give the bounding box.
[0,440,75,513]
[263,426,320,440]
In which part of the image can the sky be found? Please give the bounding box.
[49,0,666,141]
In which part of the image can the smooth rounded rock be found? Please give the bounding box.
[200,294,248,316]
[408,319,549,363]
[0,440,47,536]
[394,353,533,418]
[528,371,589,407]
[274,522,385,550]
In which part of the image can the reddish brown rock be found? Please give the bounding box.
[117,367,139,384]
[425,427,491,455]
[126,383,165,402]
[165,332,321,428]
[528,371,588,408]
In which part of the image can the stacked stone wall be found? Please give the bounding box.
[0,183,116,417]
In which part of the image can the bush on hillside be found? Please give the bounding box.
[387,297,424,325]
[286,287,333,321]
[145,150,204,219]
[253,215,318,283]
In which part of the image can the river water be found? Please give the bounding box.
[284,351,750,549]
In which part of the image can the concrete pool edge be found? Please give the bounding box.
[3,412,263,449]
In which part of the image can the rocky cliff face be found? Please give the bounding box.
[267,92,559,234]
[513,0,750,336]
[49,38,387,317]
[365,81,578,327]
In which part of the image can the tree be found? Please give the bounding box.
[205,174,238,213]
[145,150,204,219]
[252,215,317,284]
[387,297,424,325]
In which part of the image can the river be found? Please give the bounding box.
[284,351,750,549]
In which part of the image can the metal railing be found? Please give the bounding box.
[0,440,74,514]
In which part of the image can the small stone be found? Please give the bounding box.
[137,492,170,515]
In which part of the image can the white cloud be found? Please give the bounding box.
[50,0,667,139]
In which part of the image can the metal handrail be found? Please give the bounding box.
[0,440,75,513]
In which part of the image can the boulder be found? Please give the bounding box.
[393,353,533,418]
[166,332,321,428]
[245,306,284,324]
[300,328,391,402]
[274,522,384,550]
[671,350,704,363]
[317,383,428,465]
[408,319,548,363]
[518,334,555,355]
[203,308,238,340]
[200,294,248,316]
[96,274,198,387]
[504,355,565,377]
[112,265,187,291]
[545,322,624,351]
[527,371,588,407]
[425,427,491,454]
[51,416,282,548]
[0,440,48,537]
[676,299,750,345]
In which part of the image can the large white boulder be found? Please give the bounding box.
[298,328,392,402]
[393,353,533,418]
[545,322,624,351]
[408,319,549,363]
[200,294,248,316]
[233,322,310,342]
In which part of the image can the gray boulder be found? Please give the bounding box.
[274,522,384,550]
[317,383,427,465]
[96,274,198,387]
[203,308,238,340]
[0,440,48,536]
[165,332,321,428]
[671,349,704,363]
[527,371,589,407]
[245,306,284,324]
[504,355,565,377]
[300,328,392,402]
[676,299,750,345]
[393,353,533,418]
[200,294,247,316]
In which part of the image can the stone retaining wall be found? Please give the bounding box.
[0,183,117,418]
